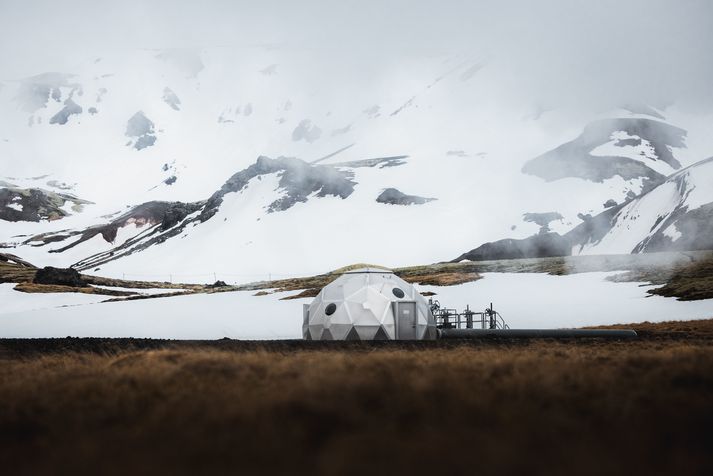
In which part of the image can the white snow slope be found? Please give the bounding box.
[1,48,713,281]
[1,272,712,339]
[580,157,713,255]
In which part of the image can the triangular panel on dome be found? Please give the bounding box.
[345,327,361,341]
[355,325,381,340]
[362,287,391,324]
[321,328,334,340]
[344,287,369,304]
[381,323,396,339]
[373,326,390,341]
[304,328,313,340]
[308,324,325,339]
[328,304,354,325]
[345,301,381,326]
[329,323,353,340]
[341,274,368,298]
[322,283,346,301]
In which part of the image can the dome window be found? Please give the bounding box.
[392,288,405,299]
[325,303,337,315]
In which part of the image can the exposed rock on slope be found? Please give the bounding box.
[452,233,571,262]
[25,201,204,253]
[456,156,713,261]
[0,188,92,222]
[49,98,83,125]
[12,155,367,270]
[522,118,687,193]
[200,156,357,220]
[33,266,87,287]
[125,111,157,150]
[376,188,436,206]
[580,157,713,254]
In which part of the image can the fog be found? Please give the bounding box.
[1,0,712,112]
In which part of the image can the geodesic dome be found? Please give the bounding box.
[303,268,437,340]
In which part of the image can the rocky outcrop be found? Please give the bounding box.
[125,111,157,150]
[49,98,83,125]
[0,187,92,222]
[522,118,686,193]
[30,201,205,254]
[376,188,436,206]
[33,266,86,287]
[14,155,362,271]
[200,156,356,220]
[452,233,571,262]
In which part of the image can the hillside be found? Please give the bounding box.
[2,47,711,279]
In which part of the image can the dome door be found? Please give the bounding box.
[395,301,417,340]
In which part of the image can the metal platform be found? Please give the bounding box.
[429,299,637,339]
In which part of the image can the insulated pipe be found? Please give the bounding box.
[439,328,638,339]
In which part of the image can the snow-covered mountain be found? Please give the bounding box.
[522,117,687,197]
[454,155,713,262]
[1,47,713,281]
[577,157,713,255]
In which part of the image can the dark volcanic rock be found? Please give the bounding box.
[603,199,618,208]
[159,202,198,230]
[636,203,713,253]
[200,156,356,221]
[125,111,157,150]
[37,201,205,254]
[376,188,436,206]
[0,253,35,268]
[566,205,625,253]
[33,266,86,287]
[455,199,630,262]
[0,188,92,222]
[49,98,83,125]
[453,232,571,262]
[522,118,686,191]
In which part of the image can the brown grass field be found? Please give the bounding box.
[1,320,712,475]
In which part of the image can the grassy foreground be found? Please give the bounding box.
[1,320,713,476]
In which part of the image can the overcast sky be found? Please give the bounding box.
[1,0,712,111]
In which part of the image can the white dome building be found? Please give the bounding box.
[302,268,438,341]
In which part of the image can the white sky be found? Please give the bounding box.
[1,0,712,112]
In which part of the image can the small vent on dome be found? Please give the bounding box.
[325,303,337,315]
[392,288,405,298]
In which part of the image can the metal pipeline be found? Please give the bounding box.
[438,328,638,339]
